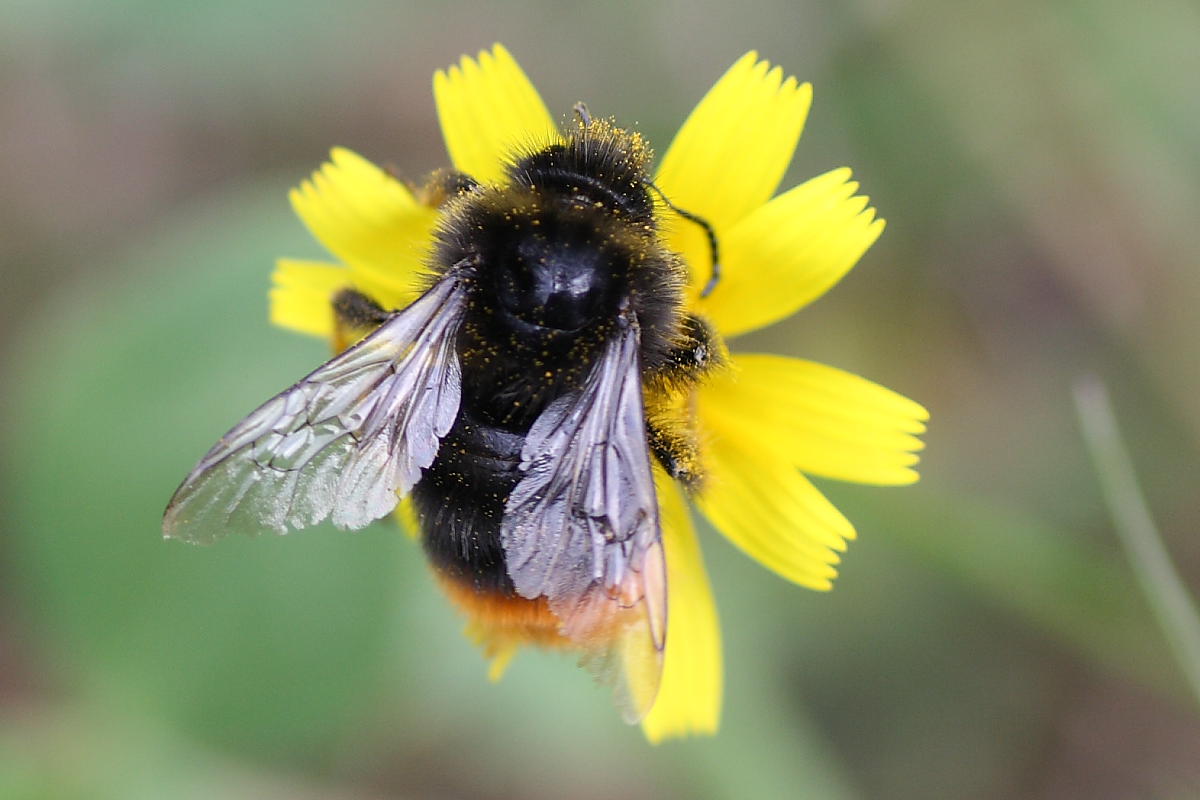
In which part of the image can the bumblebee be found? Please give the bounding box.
[163,111,724,721]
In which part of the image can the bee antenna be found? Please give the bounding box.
[645,182,721,298]
[572,102,593,127]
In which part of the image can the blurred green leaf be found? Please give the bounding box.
[6,180,408,763]
[838,482,1182,699]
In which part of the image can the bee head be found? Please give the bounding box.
[433,120,682,347]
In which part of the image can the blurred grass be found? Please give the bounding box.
[848,485,1179,696]
[1075,378,1200,708]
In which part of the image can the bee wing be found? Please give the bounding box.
[501,314,666,722]
[163,274,468,543]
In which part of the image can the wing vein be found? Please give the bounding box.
[163,275,468,542]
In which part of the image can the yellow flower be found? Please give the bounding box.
[270,44,928,743]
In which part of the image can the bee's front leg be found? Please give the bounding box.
[417,169,480,208]
[644,313,725,491]
[647,416,703,491]
[331,288,391,351]
[652,313,725,388]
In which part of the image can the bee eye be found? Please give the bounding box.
[497,238,613,332]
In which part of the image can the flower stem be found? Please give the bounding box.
[1073,376,1200,710]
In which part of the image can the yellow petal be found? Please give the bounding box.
[461,620,519,683]
[655,52,812,287]
[486,643,518,683]
[701,355,927,486]
[703,168,885,337]
[289,148,436,310]
[434,44,561,185]
[642,472,723,743]
[394,495,420,541]
[268,259,350,338]
[696,411,857,590]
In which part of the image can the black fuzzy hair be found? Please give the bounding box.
[507,117,656,224]
[431,120,686,376]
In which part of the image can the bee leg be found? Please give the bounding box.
[418,169,480,208]
[333,287,390,327]
[657,313,724,386]
[645,314,723,490]
[332,288,390,351]
[647,416,703,491]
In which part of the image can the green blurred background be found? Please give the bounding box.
[3,1,1199,797]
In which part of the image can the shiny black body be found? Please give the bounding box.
[338,122,714,595]
[418,123,686,594]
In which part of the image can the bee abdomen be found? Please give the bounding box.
[412,415,525,595]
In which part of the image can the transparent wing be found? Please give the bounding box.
[501,313,667,722]
[163,274,467,543]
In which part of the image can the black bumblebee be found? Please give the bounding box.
[163,112,724,720]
